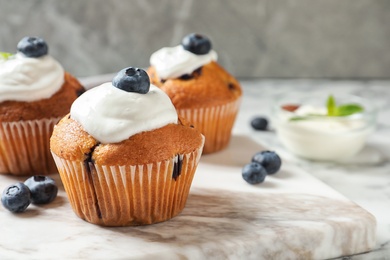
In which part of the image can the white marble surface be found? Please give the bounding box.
[1,78,390,259]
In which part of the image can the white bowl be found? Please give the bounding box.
[271,92,377,161]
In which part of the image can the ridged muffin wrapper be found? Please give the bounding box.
[178,97,241,154]
[51,138,204,227]
[0,117,61,176]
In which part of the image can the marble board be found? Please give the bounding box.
[0,135,376,260]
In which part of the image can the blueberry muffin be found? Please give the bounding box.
[148,33,242,154]
[0,36,84,176]
[50,67,204,226]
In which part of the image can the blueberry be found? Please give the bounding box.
[24,176,58,205]
[181,33,212,55]
[17,36,48,58]
[1,183,31,213]
[252,151,282,174]
[112,67,150,94]
[242,163,267,184]
[251,117,268,131]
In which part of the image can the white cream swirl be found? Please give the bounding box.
[0,53,65,103]
[70,83,178,144]
[150,45,217,80]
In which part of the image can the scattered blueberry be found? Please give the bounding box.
[24,176,58,205]
[112,67,150,94]
[17,36,48,58]
[181,33,212,55]
[252,151,282,175]
[251,117,268,131]
[1,183,31,213]
[242,163,267,184]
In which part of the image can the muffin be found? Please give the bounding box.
[50,67,204,226]
[147,33,242,154]
[0,36,84,176]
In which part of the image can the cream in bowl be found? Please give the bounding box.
[272,93,377,161]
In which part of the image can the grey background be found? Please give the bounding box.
[1,0,390,79]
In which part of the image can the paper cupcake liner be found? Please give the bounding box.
[178,98,241,154]
[0,117,61,176]
[51,142,203,226]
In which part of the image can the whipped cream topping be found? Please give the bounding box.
[294,105,327,116]
[150,45,217,80]
[0,53,65,103]
[70,83,178,144]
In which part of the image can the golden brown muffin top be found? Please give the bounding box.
[147,61,242,109]
[0,72,84,122]
[50,115,204,166]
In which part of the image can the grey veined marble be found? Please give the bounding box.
[0,136,377,259]
[1,0,390,78]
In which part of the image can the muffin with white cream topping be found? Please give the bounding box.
[147,33,242,154]
[0,36,84,176]
[50,67,204,226]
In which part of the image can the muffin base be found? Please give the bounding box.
[51,142,203,226]
[178,98,241,154]
[0,117,61,176]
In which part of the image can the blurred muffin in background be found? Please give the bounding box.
[0,36,84,176]
[148,33,242,154]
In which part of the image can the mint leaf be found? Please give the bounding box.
[0,52,13,60]
[327,95,336,116]
[326,95,364,117]
[336,104,364,116]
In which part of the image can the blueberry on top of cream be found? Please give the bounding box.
[70,67,178,144]
[150,33,217,80]
[181,33,212,55]
[0,36,64,103]
[17,37,48,58]
[112,67,150,94]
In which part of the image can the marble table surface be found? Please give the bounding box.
[1,77,390,259]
